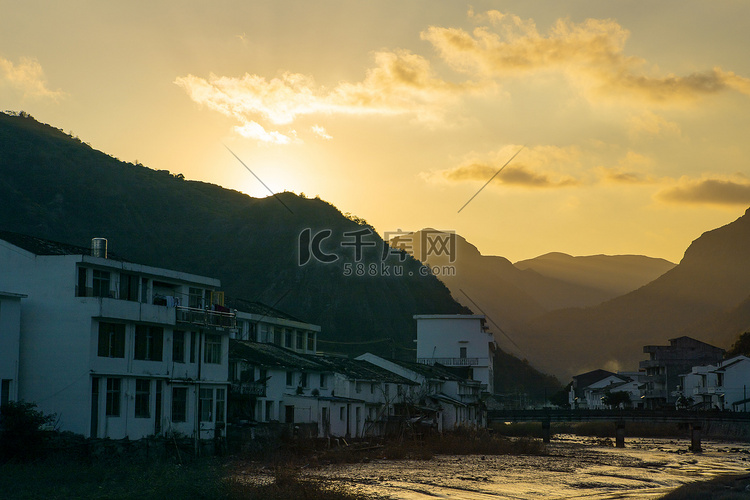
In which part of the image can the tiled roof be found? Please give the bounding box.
[229,339,324,371]
[309,355,417,385]
[228,298,305,323]
[383,358,466,382]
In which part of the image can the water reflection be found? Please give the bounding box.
[306,436,750,499]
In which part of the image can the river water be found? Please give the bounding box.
[304,435,750,499]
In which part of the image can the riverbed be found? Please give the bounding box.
[303,436,750,499]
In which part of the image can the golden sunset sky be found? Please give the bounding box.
[3,1,750,262]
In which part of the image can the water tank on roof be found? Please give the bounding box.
[91,238,108,258]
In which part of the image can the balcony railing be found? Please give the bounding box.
[418,357,482,367]
[176,306,236,330]
[231,381,267,397]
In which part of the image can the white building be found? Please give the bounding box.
[229,338,417,439]
[233,303,320,354]
[0,231,234,441]
[358,353,483,431]
[0,291,25,406]
[414,314,495,394]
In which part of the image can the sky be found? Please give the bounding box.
[3,0,750,263]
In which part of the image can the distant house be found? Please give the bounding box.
[0,231,234,442]
[640,336,724,409]
[414,314,496,394]
[569,369,616,408]
[0,291,25,406]
[680,363,719,409]
[681,355,750,411]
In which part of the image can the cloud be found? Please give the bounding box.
[311,125,332,140]
[627,111,681,139]
[421,11,750,105]
[656,176,750,206]
[595,151,658,184]
[0,56,65,100]
[176,49,474,143]
[425,144,580,188]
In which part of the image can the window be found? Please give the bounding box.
[259,324,270,343]
[140,278,149,304]
[204,334,222,364]
[307,334,314,352]
[397,385,404,398]
[119,273,139,301]
[199,388,213,422]
[171,387,187,422]
[296,331,304,350]
[286,371,294,387]
[319,373,327,389]
[134,326,163,361]
[339,406,345,420]
[370,383,375,394]
[106,378,121,416]
[135,379,150,418]
[173,330,185,363]
[92,270,111,297]
[98,322,125,358]
[1,379,10,406]
[460,347,467,359]
[265,400,274,422]
[189,332,196,363]
[300,372,308,388]
[356,382,362,394]
[284,329,292,348]
[77,267,87,297]
[188,287,204,308]
[215,388,226,423]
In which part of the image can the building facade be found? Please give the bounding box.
[414,314,495,394]
[640,336,724,409]
[0,291,25,406]
[0,232,234,441]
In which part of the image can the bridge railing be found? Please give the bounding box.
[488,408,750,424]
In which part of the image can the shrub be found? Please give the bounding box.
[0,401,56,462]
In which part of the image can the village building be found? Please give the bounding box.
[414,314,496,394]
[640,336,725,409]
[0,231,234,442]
[228,337,416,438]
[357,353,484,430]
[0,291,25,406]
[680,355,750,411]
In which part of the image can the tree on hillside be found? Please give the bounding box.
[727,332,750,357]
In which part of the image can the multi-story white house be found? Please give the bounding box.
[0,291,25,406]
[414,314,495,394]
[679,356,750,411]
[0,231,234,442]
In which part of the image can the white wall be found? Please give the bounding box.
[0,293,23,404]
[414,315,494,393]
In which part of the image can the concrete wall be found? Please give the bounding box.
[414,315,494,393]
[0,293,23,404]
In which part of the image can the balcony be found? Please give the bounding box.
[417,357,484,367]
[176,306,236,330]
[231,380,267,397]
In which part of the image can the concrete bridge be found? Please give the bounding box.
[488,409,750,452]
